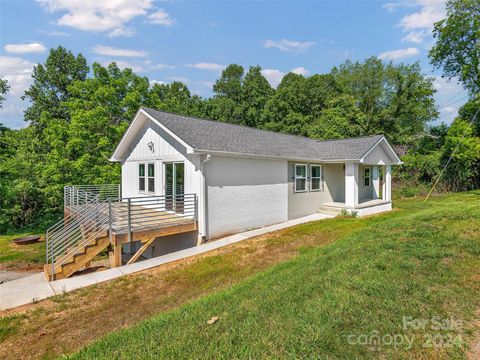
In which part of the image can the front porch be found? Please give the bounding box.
[320,163,392,217]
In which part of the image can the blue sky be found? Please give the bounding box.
[0,0,467,129]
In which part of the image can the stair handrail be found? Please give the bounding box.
[46,185,121,279]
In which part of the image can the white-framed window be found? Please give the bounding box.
[147,163,155,193]
[311,165,322,191]
[363,167,371,187]
[295,164,307,192]
[138,163,145,192]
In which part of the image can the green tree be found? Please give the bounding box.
[23,46,89,128]
[261,73,311,135]
[429,0,480,95]
[240,66,273,127]
[0,77,9,108]
[211,64,245,123]
[331,58,437,143]
[442,117,480,190]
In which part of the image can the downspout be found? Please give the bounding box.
[198,154,211,245]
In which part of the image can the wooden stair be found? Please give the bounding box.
[44,236,110,280]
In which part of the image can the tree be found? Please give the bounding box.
[22,46,89,128]
[261,72,311,135]
[211,64,245,123]
[429,0,480,95]
[240,66,273,127]
[0,77,9,108]
[331,57,437,144]
[442,118,480,190]
[308,95,364,140]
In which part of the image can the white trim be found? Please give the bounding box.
[138,163,146,193]
[147,162,155,193]
[294,164,307,193]
[310,164,322,192]
[194,149,360,163]
[110,108,194,162]
[360,136,402,165]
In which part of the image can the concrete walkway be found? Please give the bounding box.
[0,214,330,310]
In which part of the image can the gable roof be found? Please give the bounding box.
[111,107,402,164]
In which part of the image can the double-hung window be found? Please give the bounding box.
[139,164,145,192]
[139,163,155,192]
[311,165,322,191]
[147,163,155,192]
[363,167,371,187]
[295,164,307,192]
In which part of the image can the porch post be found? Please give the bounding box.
[382,165,392,202]
[372,165,380,200]
[344,162,358,208]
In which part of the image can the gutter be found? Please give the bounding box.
[199,154,211,243]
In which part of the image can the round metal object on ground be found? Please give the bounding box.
[13,235,41,245]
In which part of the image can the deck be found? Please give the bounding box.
[45,186,198,279]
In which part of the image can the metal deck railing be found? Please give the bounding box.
[46,185,197,279]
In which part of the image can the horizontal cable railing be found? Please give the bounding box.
[46,185,197,279]
[110,194,197,236]
[64,184,121,208]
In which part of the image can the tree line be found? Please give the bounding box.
[0,0,478,232]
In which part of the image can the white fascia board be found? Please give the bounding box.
[110,108,195,162]
[193,149,360,163]
[359,136,403,165]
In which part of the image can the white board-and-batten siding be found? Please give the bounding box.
[120,120,201,201]
[205,156,288,239]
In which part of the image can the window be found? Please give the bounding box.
[147,163,155,192]
[311,165,322,191]
[363,167,371,187]
[295,164,307,192]
[139,164,145,192]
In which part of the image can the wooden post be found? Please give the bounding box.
[109,235,122,268]
[127,198,132,243]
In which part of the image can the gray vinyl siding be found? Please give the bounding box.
[287,162,345,219]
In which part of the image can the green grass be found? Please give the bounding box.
[69,191,480,359]
[0,232,45,269]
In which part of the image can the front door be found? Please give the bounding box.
[164,162,185,212]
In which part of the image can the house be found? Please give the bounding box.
[44,107,401,280]
[111,107,401,239]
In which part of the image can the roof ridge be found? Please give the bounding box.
[141,107,384,145]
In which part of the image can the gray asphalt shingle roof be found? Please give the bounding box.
[142,107,384,161]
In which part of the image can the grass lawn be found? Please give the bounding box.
[0,191,479,359]
[0,232,45,271]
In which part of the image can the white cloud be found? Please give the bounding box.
[385,0,446,44]
[378,47,420,60]
[108,27,136,38]
[0,56,35,95]
[433,76,467,124]
[401,30,428,43]
[264,39,315,53]
[291,67,310,76]
[4,42,47,54]
[37,0,154,37]
[261,69,285,88]
[102,59,172,73]
[148,8,175,26]
[187,63,225,72]
[261,66,311,87]
[0,56,36,126]
[149,79,166,87]
[93,45,147,57]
